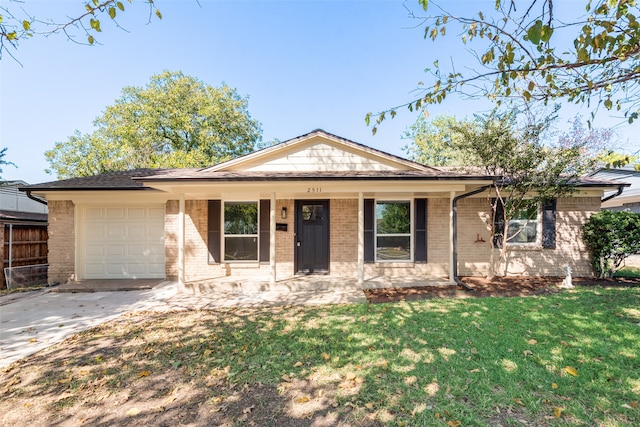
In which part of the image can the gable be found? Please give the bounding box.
[204,130,432,173]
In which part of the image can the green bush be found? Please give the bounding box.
[583,210,640,278]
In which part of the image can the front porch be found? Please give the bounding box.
[182,274,453,294]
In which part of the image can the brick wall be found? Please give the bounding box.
[47,200,75,284]
[164,195,599,283]
[329,199,358,275]
[455,196,600,277]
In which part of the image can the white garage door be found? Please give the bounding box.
[82,205,165,279]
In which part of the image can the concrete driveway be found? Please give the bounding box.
[0,281,366,368]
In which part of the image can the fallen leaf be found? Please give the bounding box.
[554,407,563,418]
[242,405,255,414]
[321,352,330,361]
[28,338,37,343]
[345,372,356,380]
[365,402,375,409]
[621,403,635,409]
[126,408,141,417]
[294,361,303,367]
[281,374,291,382]
[57,376,72,384]
[513,398,526,407]
[203,349,212,357]
[295,396,310,404]
[470,368,481,373]
[564,366,579,377]
[137,371,151,378]
[631,401,638,408]
[448,421,461,427]
[528,339,537,345]
[523,350,533,356]
[551,383,559,389]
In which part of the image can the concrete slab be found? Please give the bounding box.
[0,279,371,368]
[53,279,165,293]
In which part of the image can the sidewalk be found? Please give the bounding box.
[0,281,366,368]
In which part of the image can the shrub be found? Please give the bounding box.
[583,210,640,278]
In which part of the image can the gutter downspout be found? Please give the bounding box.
[25,190,48,206]
[601,185,625,203]
[452,185,493,291]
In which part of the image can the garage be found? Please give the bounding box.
[81,205,165,279]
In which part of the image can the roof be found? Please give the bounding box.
[0,210,48,223]
[21,169,191,191]
[19,130,629,192]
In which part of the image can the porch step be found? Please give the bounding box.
[182,275,453,295]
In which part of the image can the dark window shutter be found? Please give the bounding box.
[259,199,271,262]
[542,199,557,249]
[364,199,375,263]
[208,200,221,264]
[492,198,505,249]
[414,198,427,262]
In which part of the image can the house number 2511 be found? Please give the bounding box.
[307,187,322,193]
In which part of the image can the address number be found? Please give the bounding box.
[307,187,322,193]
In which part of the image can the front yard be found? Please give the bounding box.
[2,285,640,426]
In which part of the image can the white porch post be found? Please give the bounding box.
[269,193,276,286]
[178,193,186,291]
[357,192,365,286]
[449,191,456,284]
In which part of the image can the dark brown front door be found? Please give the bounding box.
[295,200,329,274]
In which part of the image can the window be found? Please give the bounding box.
[223,202,258,261]
[375,201,411,261]
[507,201,540,245]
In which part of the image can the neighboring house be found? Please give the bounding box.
[589,166,640,213]
[0,181,49,288]
[23,130,623,289]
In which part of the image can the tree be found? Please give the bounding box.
[0,0,161,60]
[45,71,263,178]
[402,114,469,166]
[366,0,640,132]
[0,148,16,182]
[583,210,640,278]
[405,108,600,276]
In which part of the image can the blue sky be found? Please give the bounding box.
[1,0,638,184]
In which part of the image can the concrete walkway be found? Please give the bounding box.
[0,281,367,368]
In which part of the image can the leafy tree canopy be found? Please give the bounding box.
[0,0,161,60]
[44,71,263,179]
[367,0,640,132]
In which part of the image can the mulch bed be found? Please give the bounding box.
[364,276,640,303]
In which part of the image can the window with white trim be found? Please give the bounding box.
[223,202,258,261]
[507,201,541,245]
[375,200,411,261]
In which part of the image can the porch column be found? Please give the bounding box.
[357,192,364,286]
[269,193,276,285]
[449,191,456,284]
[178,193,185,291]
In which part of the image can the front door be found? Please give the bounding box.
[295,200,329,274]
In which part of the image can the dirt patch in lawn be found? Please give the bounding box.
[364,276,640,303]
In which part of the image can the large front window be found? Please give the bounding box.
[507,201,540,245]
[224,202,258,261]
[376,201,411,261]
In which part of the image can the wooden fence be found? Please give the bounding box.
[2,224,48,288]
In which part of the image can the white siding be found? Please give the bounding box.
[240,143,407,172]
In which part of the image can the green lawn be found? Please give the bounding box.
[2,286,640,426]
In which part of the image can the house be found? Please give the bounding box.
[22,130,624,290]
[589,166,640,213]
[0,181,48,288]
